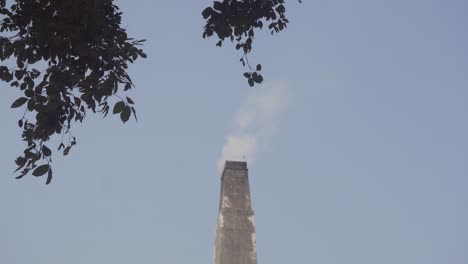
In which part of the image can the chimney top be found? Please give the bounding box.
[224,160,247,170]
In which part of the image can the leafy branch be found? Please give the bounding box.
[202,0,300,86]
[1,0,146,184]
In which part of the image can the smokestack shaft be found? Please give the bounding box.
[214,161,257,264]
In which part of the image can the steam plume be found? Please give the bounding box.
[218,81,290,174]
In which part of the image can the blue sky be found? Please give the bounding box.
[1,1,467,263]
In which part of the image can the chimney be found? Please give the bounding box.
[214,161,257,264]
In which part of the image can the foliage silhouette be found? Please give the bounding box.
[202,0,299,86]
[0,0,298,184]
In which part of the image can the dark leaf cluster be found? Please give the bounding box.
[0,0,146,183]
[202,0,299,86]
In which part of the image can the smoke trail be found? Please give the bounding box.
[218,81,290,174]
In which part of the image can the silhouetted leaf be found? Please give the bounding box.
[213,1,223,11]
[256,64,262,71]
[17,59,24,68]
[240,58,245,66]
[42,145,52,157]
[63,146,71,156]
[15,169,29,179]
[11,97,27,108]
[27,99,34,111]
[253,73,263,83]
[248,78,254,87]
[46,168,53,184]
[202,7,213,19]
[15,156,27,166]
[13,156,27,173]
[126,97,134,105]
[113,101,125,114]
[131,106,138,122]
[120,105,131,123]
[58,143,65,151]
[136,49,147,58]
[257,74,263,83]
[32,164,49,177]
[24,89,34,97]
[14,70,23,80]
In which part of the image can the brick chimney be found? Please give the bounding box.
[214,161,257,264]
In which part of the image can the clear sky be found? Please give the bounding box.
[1,1,467,263]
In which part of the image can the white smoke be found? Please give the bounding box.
[217,81,290,174]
